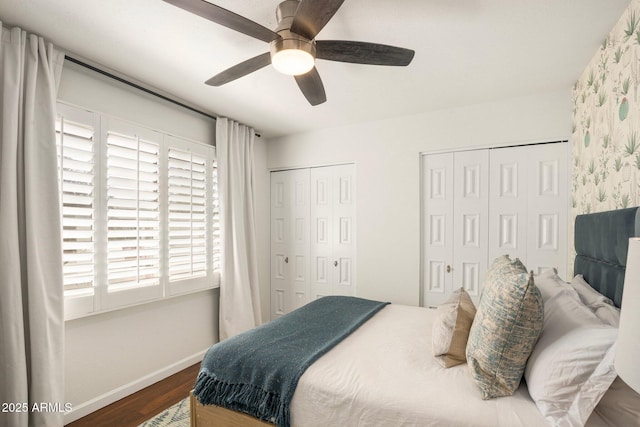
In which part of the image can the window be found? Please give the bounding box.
[56,104,219,319]
[166,136,212,295]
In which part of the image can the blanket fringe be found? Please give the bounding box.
[194,370,289,426]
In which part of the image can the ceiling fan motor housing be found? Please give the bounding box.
[275,0,300,31]
[270,0,316,75]
[270,30,316,59]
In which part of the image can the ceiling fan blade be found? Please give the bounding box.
[205,52,271,86]
[316,40,415,66]
[162,0,280,43]
[294,67,326,106]
[290,0,345,40]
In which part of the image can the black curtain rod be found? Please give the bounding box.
[65,55,218,121]
[65,55,263,138]
[64,55,216,120]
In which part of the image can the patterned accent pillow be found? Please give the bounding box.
[432,288,477,368]
[466,255,543,399]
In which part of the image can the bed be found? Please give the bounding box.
[190,207,640,427]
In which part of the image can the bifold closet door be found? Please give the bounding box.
[452,150,489,302]
[488,143,568,278]
[423,142,568,308]
[422,151,489,307]
[270,164,356,319]
[310,164,356,300]
[270,169,310,319]
[423,153,454,307]
[487,147,529,264]
[525,143,568,278]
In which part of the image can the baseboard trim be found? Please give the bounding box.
[63,349,207,424]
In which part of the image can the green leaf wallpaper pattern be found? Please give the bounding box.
[573,0,640,221]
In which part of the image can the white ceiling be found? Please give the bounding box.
[0,0,631,138]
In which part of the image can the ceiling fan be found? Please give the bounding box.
[162,0,415,106]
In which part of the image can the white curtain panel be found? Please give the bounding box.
[0,24,65,426]
[217,117,262,340]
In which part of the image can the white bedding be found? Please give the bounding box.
[289,304,604,427]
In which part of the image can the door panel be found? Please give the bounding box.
[270,169,310,318]
[525,143,568,277]
[310,167,333,300]
[331,164,356,296]
[270,171,289,318]
[453,150,489,301]
[423,153,454,307]
[289,169,310,312]
[488,147,529,265]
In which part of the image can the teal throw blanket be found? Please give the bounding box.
[194,296,389,427]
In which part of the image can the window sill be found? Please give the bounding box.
[64,276,220,321]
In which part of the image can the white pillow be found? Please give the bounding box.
[525,288,618,426]
[571,274,615,306]
[571,275,621,327]
[591,305,621,328]
[534,268,578,302]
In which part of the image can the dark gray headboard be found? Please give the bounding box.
[574,207,640,307]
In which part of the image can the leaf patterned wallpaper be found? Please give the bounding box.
[573,0,640,218]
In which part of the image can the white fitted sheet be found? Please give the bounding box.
[289,304,548,427]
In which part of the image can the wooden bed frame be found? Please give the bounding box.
[190,391,273,427]
[190,207,640,427]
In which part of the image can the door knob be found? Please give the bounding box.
[334,260,338,267]
[285,257,289,263]
[446,265,451,273]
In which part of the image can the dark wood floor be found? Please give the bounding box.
[66,363,200,427]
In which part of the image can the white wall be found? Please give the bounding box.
[58,61,215,143]
[64,291,218,420]
[265,90,571,310]
[58,61,222,423]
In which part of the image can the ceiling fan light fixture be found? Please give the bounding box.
[272,48,315,75]
[270,31,316,76]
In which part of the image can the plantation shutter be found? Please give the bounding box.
[166,137,218,294]
[102,119,163,308]
[56,106,99,318]
[212,156,221,272]
[168,147,207,280]
[57,104,219,318]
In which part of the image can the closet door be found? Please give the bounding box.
[423,153,455,307]
[423,142,568,308]
[488,143,568,277]
[423,151,489,307]
[310,164,356,300]
[270,169,310,319]
[452,150,489,301]
[488,147,529,264]
[525,143,568,277]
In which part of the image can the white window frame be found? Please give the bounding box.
[100,117,165,310]
[57,104,100,319]
[165,135,215,296]
[57,102,220,320]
